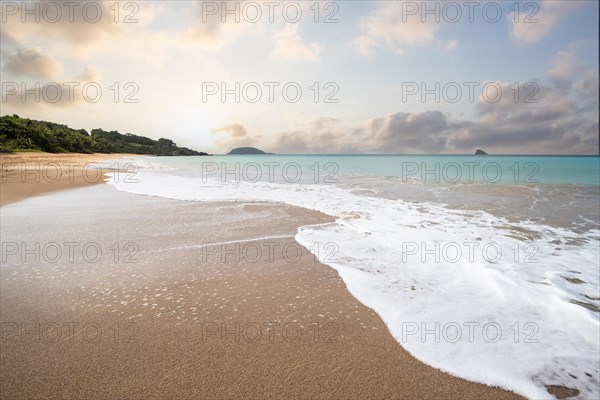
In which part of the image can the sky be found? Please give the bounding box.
[1,0,598,154]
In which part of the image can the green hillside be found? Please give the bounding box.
[0,115,208,156]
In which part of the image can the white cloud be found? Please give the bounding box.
[0,1,171,65]
[1,1,122,55]
[76,67,99,82]
[445,40,459,51]
[211,123,261,150]
[182,1,254,52]
[548,48,579,81]
[354,1,439,56]
[509,1,585,44]
[270,25,320,62]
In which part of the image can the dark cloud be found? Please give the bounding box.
[450,68,599,154]
[377,45,598,154]
[3,47,62,79]
[364,111,451,153]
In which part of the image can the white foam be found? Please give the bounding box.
[108,167,600,399]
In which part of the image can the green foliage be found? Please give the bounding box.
[0,115,208,156]
[157,138,175,155]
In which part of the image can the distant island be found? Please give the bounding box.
[475,149,488,155]
[0,114,209,156]
[228,147,272,155]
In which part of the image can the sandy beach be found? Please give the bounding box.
[0,152,137,206]
[0,153,524,399]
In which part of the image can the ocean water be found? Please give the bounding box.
[107,155,600,399]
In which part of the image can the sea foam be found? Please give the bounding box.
[108,163,599,399]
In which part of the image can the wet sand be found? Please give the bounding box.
[0,161,524,399]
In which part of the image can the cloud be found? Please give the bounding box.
[212,123,248,138]
[269,117,358,153]
[363,111,453,153]
[574,68,600,107]
[182,1,260,52]
[76,67,99,82]
[0,1,168,64]
[509,1,586,44]
[548,48,580,84]
[546,41,595,93]
[449,111,598,154]
[348,44,598,155]
[1,67,100,110]
[209,118,358,154]
[354,1,439,56]
[266,44,599,155]
[360,74,597,154]
[3,47,63,79]
[3,82,82,109]
[449,53,599,155]
[216,52,599,156]
[1,1,121,54]
[434,39,459,52]
[445,40,459,51]
[270,25,320,62]
[211,123,260,151]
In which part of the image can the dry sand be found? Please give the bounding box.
[0,152,137,206]
[0,154,524,399]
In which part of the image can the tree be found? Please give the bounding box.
[157,138,175,155]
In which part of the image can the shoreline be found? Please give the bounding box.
[1,155,524,399]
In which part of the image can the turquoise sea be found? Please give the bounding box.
[149,154,600,185]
